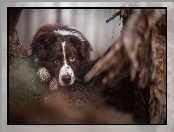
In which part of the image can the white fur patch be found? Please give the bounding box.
[49,77,58,90]
[58,41,75,86]
[54,29,84,41]
[37,67,51,82]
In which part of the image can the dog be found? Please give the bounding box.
[30,23,149,124]
[30,23,92,89]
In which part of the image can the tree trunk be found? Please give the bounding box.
[9,9,23,62]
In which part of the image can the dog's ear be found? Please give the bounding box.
[80,40,93,62]
[70,37,92,62]
[31,32,57,60]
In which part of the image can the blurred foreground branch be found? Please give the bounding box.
[85,9,166,124]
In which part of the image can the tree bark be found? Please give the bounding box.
[85,9,166,124]
[9,9,23,62]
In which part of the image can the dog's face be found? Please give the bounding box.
[31,24,92,87]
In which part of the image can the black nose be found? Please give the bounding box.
[62,74,71,84]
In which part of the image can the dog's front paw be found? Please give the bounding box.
[49,77,59,90]
[37,67,51,82]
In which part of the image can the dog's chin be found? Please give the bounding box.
[58,80,75,87]
[59,83,73,87]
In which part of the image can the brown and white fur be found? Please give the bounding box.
[31,23,92,89]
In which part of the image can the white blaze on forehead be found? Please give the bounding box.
[59,41,75,86]
[54,29,84,41]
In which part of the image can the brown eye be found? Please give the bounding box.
[54,59,60,64]
[69,57,75,62]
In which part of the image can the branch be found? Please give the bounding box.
[85,9,166,124]
[85,9,165,87]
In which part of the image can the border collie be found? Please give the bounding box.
[31,23,92,89]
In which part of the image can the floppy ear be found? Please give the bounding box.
[70,37,93,62]
[80,40,93,62]
[31,32,57,60]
